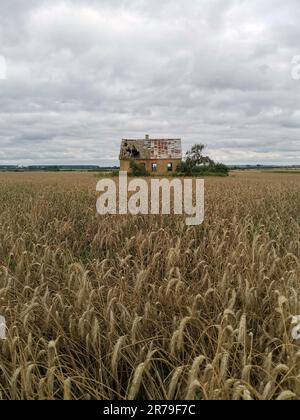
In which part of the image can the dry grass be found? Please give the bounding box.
[0,171,299,400]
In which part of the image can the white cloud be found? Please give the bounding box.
[0,0,299,165]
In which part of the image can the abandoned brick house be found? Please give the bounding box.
[119,135,182,175]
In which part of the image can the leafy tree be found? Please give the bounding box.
[177,144,228,176]
[185,144,214,169]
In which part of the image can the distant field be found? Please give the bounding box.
[0,171,299,400]
[230,168,300,175]
[266,169,300,174]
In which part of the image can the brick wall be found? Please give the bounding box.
[120,159,181,175]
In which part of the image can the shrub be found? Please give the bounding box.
[129,160,150,177]
[213,163,229,175]
[177,162,229,177]
[176,144,229,177]
[176,161,192,175]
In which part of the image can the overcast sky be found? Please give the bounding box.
[0,0,300,165]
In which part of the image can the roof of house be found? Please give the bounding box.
[119,136,182,160]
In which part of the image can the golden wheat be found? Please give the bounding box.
[0,171,299,400]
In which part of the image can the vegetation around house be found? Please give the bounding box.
[177,144,229,176]
[129,160,150,177]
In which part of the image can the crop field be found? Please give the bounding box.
[0,171,299,400]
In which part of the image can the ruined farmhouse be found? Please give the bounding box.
[119,135,182,175]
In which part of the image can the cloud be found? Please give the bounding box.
[0,0,299,165]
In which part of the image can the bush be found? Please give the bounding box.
[177,162,229,177]
[213,163,229,175]
[129,160,150,177]
[176,161,192,175]
[176,143,229,177]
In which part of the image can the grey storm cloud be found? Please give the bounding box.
[0,0,300,165]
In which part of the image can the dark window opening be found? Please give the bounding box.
[152,163,157,172]
[167,162,173,172]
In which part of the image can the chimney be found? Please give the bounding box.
[145,134,149,140]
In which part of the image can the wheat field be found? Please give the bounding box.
[0,171,299,400]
